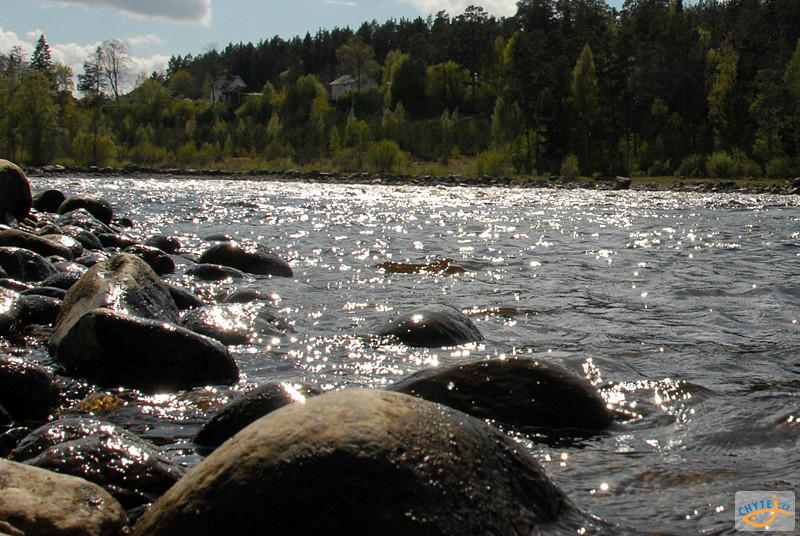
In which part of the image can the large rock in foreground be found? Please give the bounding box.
[198,241,293,277]
[0,160,32,224]
[133,389,580,536]
[374,304,483,347]
[388,357,613,433]
[0,458,126,536]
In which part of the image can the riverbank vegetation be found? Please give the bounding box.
[2,0,800,182]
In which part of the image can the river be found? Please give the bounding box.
[18,176,800,534]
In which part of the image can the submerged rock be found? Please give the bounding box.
[0,160,32,224]
[13,417,187,509]
[0,458,127,536]
[132,389,581,536]
[374,304,483,348]
[198,241,293,277]
[194,381,322,448]
[387,357,613,433]
[144,234,181,254]
[179,302,293,345]
[186,263,246,281]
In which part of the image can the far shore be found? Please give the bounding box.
[23,164,800,196]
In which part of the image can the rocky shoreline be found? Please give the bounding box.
[1,158,628,535]
[25,163,800,195]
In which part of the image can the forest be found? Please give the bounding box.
[2,0,800,181]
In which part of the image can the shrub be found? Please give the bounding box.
[706,151,736,179]
[475,150,512,177]
[678,154,705,177]
[765,156,797,179]
[560,154,580,180]
[368,139,404,174]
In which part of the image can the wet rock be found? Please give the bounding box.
[0,246,58,282]
[378,258,468,275]
[186,263,246,280]
[74,251,108,267]
[133,389,581,536]
[18,294,62,326]
[57,195,113,225]
[40,269,86,291]
[0,160,32,224]
[59,224,104,250]
[611,176,632,190]
[198,241,293,277]
[21,285,67,299]
[0,427,30,458]
[32,188,67,213]
[13,418,187,509]
[0,279,30,293]
[144,234,181,254]
[221,288,274,304]
[0,355,61,423]
[124,244,175,275]
[194,381,322,448]
[179,302,293,345]
[0,229,74,260]
[374,304,483,348]
[56,209,114,236]
[165,283,205,310]
[0,287,23,337]
[40,233,84,259]
[97,232,138,250]
[388,357,613,433]
[0,458,127,536]
[51,308,239,392]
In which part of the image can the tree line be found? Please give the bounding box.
[2,0,800,180]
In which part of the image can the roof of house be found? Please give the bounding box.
[214,75,247,93]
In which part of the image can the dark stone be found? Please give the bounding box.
[13,417,186,509]
[39,233,84,259]
[144,234,181,254]
[186,263,246,281]
[0,246,58,282]
[0,229,74,260]
[21,286,67,299]
[56,209,114,236]
[57,195,113,225]
[132,389,584,536]
[124,244,175,275]
[611,176,632,190]
[97,232,138,249]
[0,160,32,224]
[74,251,108,267]
[40,269,86,291]
[0,427,31,458]
[50,308,238,392]
[0,287,23,337]
[0,279,31,292]
[374,304,483,348]
[18,294,62,326]
[221,288,274,304]
[388,357,613,433]
[32,188,67,213]
[179,302,293,345]
[59,224,104,250]
[0,355,61,424]
[165,283,205,310]
[194,381,322,448]
[198,241,293,277]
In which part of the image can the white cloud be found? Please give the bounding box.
[128,33,165,46]
[48,0,212,26]
[325,0,357,6]
[400,0,517,18]
[0,27,32,56]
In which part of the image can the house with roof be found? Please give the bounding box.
[210,75,249,106]
[329,75,378,101]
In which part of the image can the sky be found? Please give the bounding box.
[1,0,627,92]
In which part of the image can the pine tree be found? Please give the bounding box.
[30,34,53,74]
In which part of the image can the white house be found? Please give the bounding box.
[210,75,249,105]
[329,75,378,100]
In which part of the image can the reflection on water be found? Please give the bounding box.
[27,177,800,534]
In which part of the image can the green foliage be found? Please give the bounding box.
[560,154,580,181]
[765,156,797,180]
[73,131,117,166]
[706,151,736,179]
[475,150,512,177]
[367,139,405,174]
[678,154,706,178]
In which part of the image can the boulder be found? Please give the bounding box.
[374,304,483,348]
[59,224,104,250]
[48,308,239,392]
[32,188,67,213]
[0,458,127,536]
[0,288,23,338]
[56,209,114,236]
[0,229,74,260]
[186,263,245,281]
[387,357,613,433]
[97,232,138,250]
[57,195,113,225]
[0,247,58,283]
[165,283,205,310]
[13,418,187,509]
[40,269,85,291]
[40,233,84,259]
[0,160,32,224]
[179,302,293,345]
[0,355,61,423]
[124,244,175,275]
[18,294,62,326]
[144,234,181,254]
[198,241,293,277]
[220,288,274,304]
[194,381,322,448]
[132,389,581,536]
[611,176,632,190]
